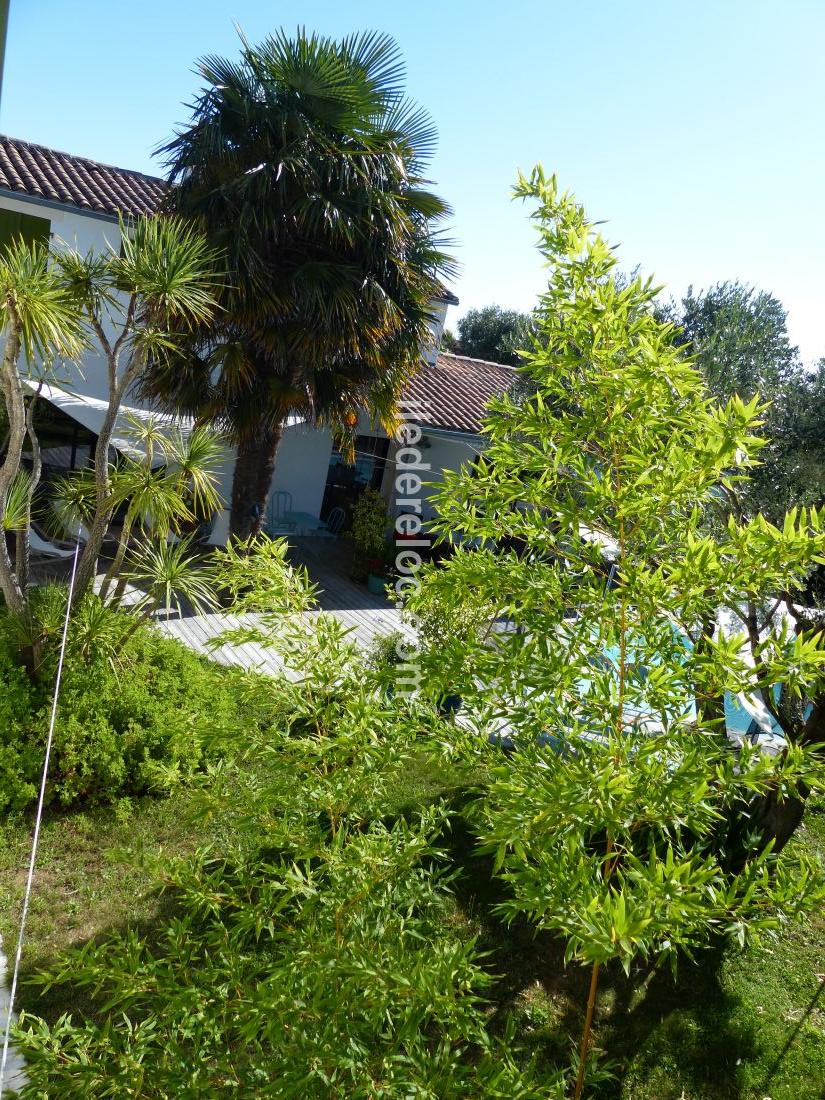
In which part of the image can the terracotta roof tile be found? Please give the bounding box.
[0,138,495,431]
[0,135,166,218]
[402,352,515,435]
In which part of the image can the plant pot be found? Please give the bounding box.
[367,572,386,595]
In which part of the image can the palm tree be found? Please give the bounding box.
[142,28,455,538]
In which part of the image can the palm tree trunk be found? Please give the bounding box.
[230,424,284,539]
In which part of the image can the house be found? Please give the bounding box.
[0,135,516,532]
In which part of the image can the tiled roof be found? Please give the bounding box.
[403,352,515,435]
[0,136,461,308]
[0,135,166,218]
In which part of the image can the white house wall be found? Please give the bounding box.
[271,423,334,515]
[422,298,449,367]
[1,190,469,530]
[382,432,479,520]
[0,194,124,400]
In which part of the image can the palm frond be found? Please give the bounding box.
[113,214,223,325]
[108,460,192,535]
[165,424,226,519]
[0,238,85,364]
[2,469,34,531]
[126,536,218,617]
[142,27,455,443]
[48,468,98,539]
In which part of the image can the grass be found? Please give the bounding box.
[2,752,824,1097]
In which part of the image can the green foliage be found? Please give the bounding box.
[0,236,86,613]
[440,326,459,352]
[19,820,553,1097]
[1,469,34,531]
[14,553,555,1097]
[142,28,455,538]
[350,487,389,574]
[454,303,534,366]
[663,281,825,520]
[49,414,226,615]
[0,595,245,813]
[405,168,825,1094]
[748,359,825,519]
[0,236,84,366]
[665,281,799,402]
[122,536,218,618]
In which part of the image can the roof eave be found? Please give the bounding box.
[0,186,126,224]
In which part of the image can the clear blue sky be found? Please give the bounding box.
[2,0,823,361]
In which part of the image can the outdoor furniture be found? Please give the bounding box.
[325,506,346,536]
[266,490,296,535]
[29,527,77,560]
[281,510,329,536]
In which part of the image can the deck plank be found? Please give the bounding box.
[133,536,414,678]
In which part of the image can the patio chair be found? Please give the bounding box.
[324,506,346,536]
[265,490,296,535]
[29,527,77,560]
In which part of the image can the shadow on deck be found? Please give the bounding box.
[158,534,405,677]
[287,536,393,614]
[31,533,405,678]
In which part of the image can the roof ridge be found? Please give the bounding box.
[0,134,165,186]
[438,351,517,371]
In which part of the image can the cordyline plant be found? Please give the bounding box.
[15,538,557,1098]
[405,168,825,1097]
[0,218,220,649]
[52,414,224,618]
[0,238,83,616]
[54,214,221,603]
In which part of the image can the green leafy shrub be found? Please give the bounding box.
[406,169,825,1098]
[0,645,39,813]
[16,629,556,1097]
[0,595,257,813]
[349,487,389,580]
[19,812,557,1098]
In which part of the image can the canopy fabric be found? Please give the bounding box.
[24,381,192,464]
[25,382,304,464]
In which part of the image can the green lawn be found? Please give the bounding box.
[2,757,824,1098]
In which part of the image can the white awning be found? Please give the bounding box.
[25,381,192,463]
[25,380,305,465]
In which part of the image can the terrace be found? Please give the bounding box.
[156,535,409,678]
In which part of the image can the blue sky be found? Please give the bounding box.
[2,1,823,361]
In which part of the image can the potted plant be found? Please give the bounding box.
[349,488,389,587]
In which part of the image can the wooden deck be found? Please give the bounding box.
[30,534,409,679]
[156,537,410,678]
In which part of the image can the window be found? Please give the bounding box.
[320,435,389,521]
[0,207,51,253]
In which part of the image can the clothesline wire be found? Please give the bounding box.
[0,529,82,1100]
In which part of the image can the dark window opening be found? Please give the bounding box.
[20,398,96,483]
[320,435,389,524]
[0,208,51,253]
